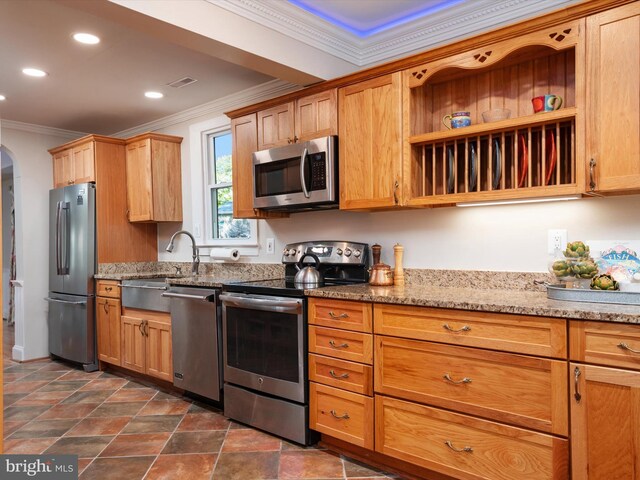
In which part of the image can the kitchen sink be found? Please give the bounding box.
[121,278,170,312]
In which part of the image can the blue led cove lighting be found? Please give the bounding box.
[287,0,467,37]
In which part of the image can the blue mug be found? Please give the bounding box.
[443,111,471,130]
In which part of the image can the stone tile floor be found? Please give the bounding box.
[3,353,403,479]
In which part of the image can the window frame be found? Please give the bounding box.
[192,118,257,248]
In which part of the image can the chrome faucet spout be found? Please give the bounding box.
[166,230,200,275]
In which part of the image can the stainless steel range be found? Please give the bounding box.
[220,240,369,445]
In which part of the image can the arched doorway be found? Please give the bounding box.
[1,146,17,362]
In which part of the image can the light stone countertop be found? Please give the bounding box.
[304,284,640,324]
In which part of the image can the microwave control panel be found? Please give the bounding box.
[309,153,327,191]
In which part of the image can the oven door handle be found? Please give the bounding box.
[220,293,302,313]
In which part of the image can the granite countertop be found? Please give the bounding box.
[94,272,177,281]
[305,284,640,324]
[94,272,277,288]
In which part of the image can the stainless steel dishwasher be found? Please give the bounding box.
[162,286,222,402]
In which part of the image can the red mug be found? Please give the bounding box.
[532,95,563,113]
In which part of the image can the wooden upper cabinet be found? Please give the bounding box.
[339,73,403,210]
[71,141,95,185]
[404,20,584,206]
[257,102,295,149]
[295,89,337,142]
[231,114,288,220]
[570,362,640,480]
[125,133,183,222]
[586,2,640,194]
[52,139,96,187]
[257,90,338,150]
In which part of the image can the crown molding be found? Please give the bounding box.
[209,0,581,67]
[0,119,86,140]
[111,79,300,138]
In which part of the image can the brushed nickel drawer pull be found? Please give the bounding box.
[443,324,471,333]
[328,311,349,319]
[329,370,350,379]
[329,340,349,349]
[330,410,350,420]
[574,366,582,402]
[618,342,640,354]
[443,373,472,385]
[105,286,113,292]
[445,440,473,453]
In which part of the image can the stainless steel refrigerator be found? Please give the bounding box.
[47,182,98,371]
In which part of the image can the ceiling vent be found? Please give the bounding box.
[167,76,198,88]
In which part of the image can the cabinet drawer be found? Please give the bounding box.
[96,280,121,298]
[309,354,373,395]
[375,336,568,435]
[376,395,569,480]
[570,320,640,369]
[374,304,567,358]
[310,383,373,449]
[309,326,372,364]
[309,298,372,332]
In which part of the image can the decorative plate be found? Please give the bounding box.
[468,143,477,192]
[447,146,455,194]
[545,129,557,185]
[492,138,501,190]
[518,134,528,188]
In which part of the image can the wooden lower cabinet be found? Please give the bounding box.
[375,336,568,435]
[570,362,640,479]
[96,297,121,366]
[310,383,373,450]
[376,395,568,480]
[121,309,172,381]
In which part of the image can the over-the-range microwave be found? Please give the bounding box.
[252,135,338,212]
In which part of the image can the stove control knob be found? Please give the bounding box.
[354,249,361,258]
[336,248,343,255]
[344,248,352,257]
[288,249,296,256]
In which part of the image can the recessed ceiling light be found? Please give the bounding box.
[0,95,5,101]
[145,91,164,99]
[22,68,47,77]
[73,32,100,45]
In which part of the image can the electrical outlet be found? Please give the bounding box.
[266,238,275,254]
[548,229,567,254]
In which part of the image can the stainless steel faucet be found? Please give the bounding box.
[165,230,200,275]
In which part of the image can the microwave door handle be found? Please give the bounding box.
[300,147,310,198]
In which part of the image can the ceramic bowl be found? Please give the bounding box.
[481,108,511,123]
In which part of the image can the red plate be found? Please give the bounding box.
[545,130,557,185]
[518,134,528,188]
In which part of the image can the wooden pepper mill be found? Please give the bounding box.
[393,243,404,286]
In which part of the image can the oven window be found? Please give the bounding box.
[254,158,302,197]
[226,306,300,383]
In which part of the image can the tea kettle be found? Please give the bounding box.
[369,244,394,286]
[294,253,324,286]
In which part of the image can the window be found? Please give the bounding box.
[204,130,256,245]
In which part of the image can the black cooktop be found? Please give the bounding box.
[223,278,358,297]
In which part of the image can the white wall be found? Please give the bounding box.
[1,126,79,361]
[152,113,640,273]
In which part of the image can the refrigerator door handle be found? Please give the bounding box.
[56,201,63,274]
[45,297,87,306]
[60,202,70,275]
